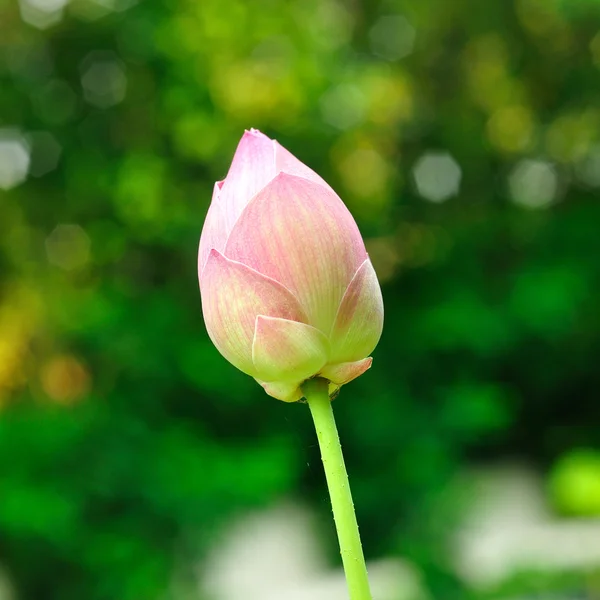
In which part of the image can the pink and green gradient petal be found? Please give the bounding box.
[320,358,373,386]
[328,258,384,364]
[252,316,330,388]
[198,129,383,401]
[255,379,304,403]
[218,129,277,236]
[198,180,226,276]
[225,173,367,333]
[201,250,307,376]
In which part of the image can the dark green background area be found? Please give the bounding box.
[1,0,600,598]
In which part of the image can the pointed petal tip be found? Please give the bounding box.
[207,247,223,261]
[237,128,272,148]
[268,170,312,187]
[199,247,224,282]
[245,127,269,137]
[320,357,373,385]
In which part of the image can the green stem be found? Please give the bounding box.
[302,377,372,600]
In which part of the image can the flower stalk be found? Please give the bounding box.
[302,377,372,600]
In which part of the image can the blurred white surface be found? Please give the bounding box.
[201,502,427,600]
[453,464,600,588]
[0,130,30,191]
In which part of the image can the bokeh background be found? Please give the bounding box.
[1,0,600,598]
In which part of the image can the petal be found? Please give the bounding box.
[328,259,384,363]
[255,379,303,403]
[225,173,367,332]
[219,129,277,235]
[198,180,226,278]
[252,316,329,384]
[201,250,307,376]
[320,357,373,385]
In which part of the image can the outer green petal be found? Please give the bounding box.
[329,258,384,363]
[252,316,330,384]
[255,379,304,403]
[320,357,373,385]
[201,250,307,376]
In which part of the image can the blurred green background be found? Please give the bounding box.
[1,0,600,598]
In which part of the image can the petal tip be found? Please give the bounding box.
[200,247,224,279]
[320,357,373,386]
[241,128,272,143]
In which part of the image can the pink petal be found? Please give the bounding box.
[219,129,277,235]
[201,250,307,376]
[328,258,384,363]
[198,180,226,278]
[199,131,334,276]
[224,173,367,332]
[320,357,373,385]
[252,316,329,385]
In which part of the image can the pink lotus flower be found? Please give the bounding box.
[198,129,383,402]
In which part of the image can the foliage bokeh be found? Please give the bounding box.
[1,0,600,598]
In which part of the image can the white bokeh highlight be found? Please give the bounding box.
[0,130,31,191]
[412,151,462,203]
[80,53,127,108]
[509,159,558,209]
[18,0,68,29]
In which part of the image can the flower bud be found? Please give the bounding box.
[198,129,383,402]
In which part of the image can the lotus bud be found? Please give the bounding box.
[198,129,383,402]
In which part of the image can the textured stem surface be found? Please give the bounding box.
[302,377,372,600]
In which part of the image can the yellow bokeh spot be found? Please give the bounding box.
[41,356,91,405]
[546,110,599,163]
[463,34,523,113]
[516,0,560,37]
[332,136,392,223]
[486,105,535,154]
[363,69,414,126]
[515,0,574,55]
[0,285,42,405]
[209,60,303,126]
